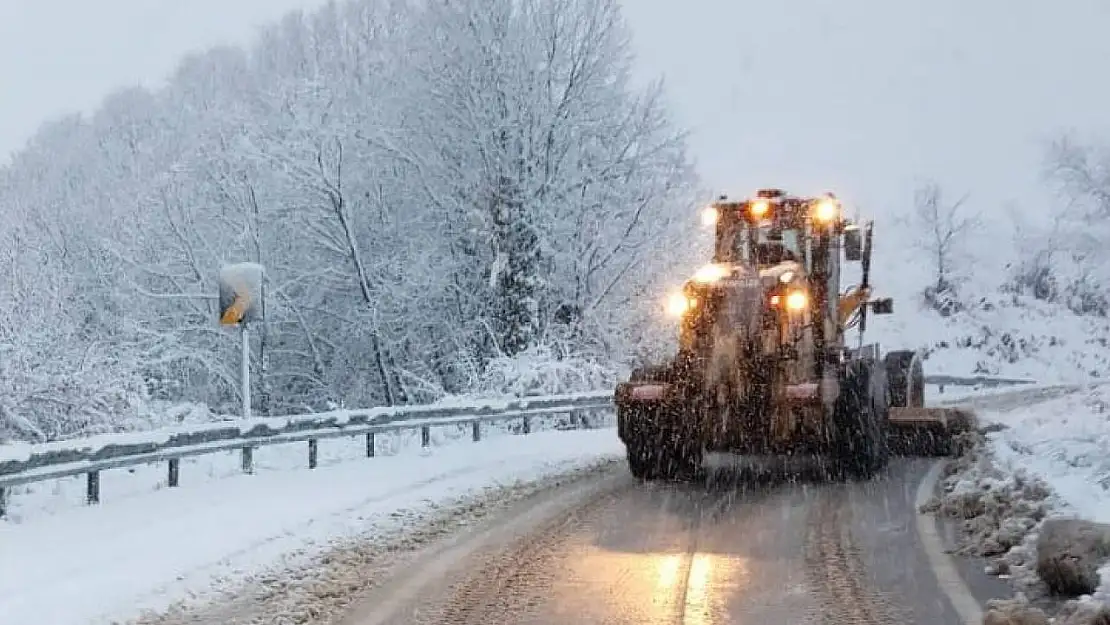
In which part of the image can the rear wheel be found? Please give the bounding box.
[832,361,889,479]
[884,350,924,408]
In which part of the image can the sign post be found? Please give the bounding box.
[218,263,264,420]
[240,325,250,419]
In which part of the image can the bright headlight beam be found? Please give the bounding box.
[701,206,719,226]
[813,198,838,222]
[666,293,690,316]
[786,290,807,312]
[693,263,729,284]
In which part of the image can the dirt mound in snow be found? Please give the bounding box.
[1056,600,1110,625]
[983,596,1110,625]
[1037,519,1110,597]
[983,597,1049,625]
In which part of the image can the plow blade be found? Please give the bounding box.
[887,406,977,457]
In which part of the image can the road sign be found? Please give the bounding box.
[218,263,264,326]
[217,263,264,420]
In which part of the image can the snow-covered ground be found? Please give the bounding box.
[0,424,624,625]
[988,383,1110,524]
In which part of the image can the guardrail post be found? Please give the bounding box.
[87,471,100,505]
[308,439,318,469]
[241,447,254,474]
[472,420,481,442]
[0,487,8,518]
[168,459,180,487]
[571,410,585,429]
[421,425,430,448]
[522,416,532,434]
[366,432,375,457]
[938,384,945,395]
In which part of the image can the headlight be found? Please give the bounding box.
[785,290,807,312]
[779,270,796,284]
[750,199,769,218]
[666,293,694,316]
[813,198,839,222]
[701,206,719,226]
[693,263,729,284]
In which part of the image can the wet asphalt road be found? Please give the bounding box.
[345,457,1010,625]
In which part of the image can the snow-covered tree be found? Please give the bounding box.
[1039,135,1110,317]
[0,0,698,440]
[908,181,979,316]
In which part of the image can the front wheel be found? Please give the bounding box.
[623,414,702,482]
[833,362,889,479]
[626,435,656,479]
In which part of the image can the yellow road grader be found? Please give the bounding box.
[614,189,972,481]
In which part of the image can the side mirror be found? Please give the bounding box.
[870,298,894,315]
[844,227,862,261]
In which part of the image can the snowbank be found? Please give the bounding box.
[0,425,623,625]
[987,384,1110,605]
[0,391,612,481]
[924,383,1110,620]
[989,385,1110,521]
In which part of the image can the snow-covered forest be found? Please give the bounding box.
[3,0,1110,444]
[0,0,703,441]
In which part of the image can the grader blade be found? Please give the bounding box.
[887,406,977,457]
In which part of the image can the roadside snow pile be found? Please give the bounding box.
[920,428,1055,594]
[922,383,1110,623]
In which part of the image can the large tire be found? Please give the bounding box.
[625,432,656,480]
[884,350,925,408]
[833,361,890,479]
[658,429,702,481]
[622,407,702,482]
[621,363,703,481]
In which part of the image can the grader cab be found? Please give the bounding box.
[614,189,973,481]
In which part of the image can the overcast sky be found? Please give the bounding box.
[3,0,1110,222]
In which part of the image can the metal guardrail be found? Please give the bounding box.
[0,374,1035,516]
[0,391,613,516]
[926,374,1038,392]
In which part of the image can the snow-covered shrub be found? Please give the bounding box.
[911,292,1110,382]
[475,343,617,397]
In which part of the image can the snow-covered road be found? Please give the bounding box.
[0,427,624,625]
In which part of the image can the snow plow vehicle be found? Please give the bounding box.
[614,189,974,481]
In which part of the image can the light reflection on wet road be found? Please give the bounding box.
[359,457,1009,624]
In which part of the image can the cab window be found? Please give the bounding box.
[750,227,804,266]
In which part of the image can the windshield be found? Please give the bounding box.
[730,225,806,267]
